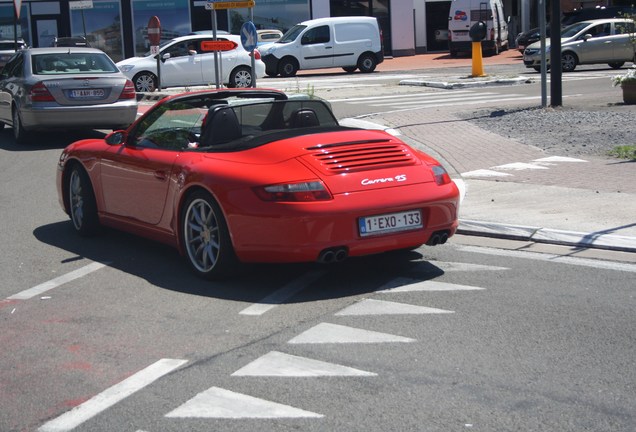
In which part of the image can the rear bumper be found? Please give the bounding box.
[20,101,138,130]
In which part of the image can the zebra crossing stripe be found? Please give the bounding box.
[166,386,323,418]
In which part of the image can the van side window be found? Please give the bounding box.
[301,25,330,45]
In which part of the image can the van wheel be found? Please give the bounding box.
[561,52,578,72]
[357,53,377,73]
[608,62,624,69]
[278,58,298,77]
[343,66,357,73]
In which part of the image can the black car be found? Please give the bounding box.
[515,27,550,52]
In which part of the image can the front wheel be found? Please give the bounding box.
[181,191,238,279]
[561,52,578,72]
[132,71,157,92]
[278,58,298,77]
[228,66,253,88]
[68,166,99,236]
[357,53,377,73]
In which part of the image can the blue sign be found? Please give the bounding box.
[240,21,258,52]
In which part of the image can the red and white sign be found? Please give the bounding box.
[147,16,161,46]
[14,0,22,18]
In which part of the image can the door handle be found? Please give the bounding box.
[154,171,167,181]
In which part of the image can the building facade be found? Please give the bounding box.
[0,0,628,63]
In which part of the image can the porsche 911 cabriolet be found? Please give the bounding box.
[57,88,460,279]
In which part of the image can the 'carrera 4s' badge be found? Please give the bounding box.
[361,174,406,186]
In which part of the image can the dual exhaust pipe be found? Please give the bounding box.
[426,230,449,246]
[317,247,348,264]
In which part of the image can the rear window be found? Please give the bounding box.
[32,52,119,74]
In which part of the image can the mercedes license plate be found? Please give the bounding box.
[359,210,423,237]
[70,89,105,98]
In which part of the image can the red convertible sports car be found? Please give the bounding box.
[57,88,460,279]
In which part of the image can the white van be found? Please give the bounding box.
[448,0,509,56]
[260,16,384,77]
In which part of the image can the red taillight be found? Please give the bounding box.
[29,81,55,102]
[430,164,451,186]
[119,79,136,100]
[490,28,495,40]
[254,181,333,202]
[250,49,261,60]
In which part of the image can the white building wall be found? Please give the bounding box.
[390,0,416,56]
[414,0,427,53]
[311,1,330,19]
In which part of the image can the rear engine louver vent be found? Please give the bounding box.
[307,139,417,174]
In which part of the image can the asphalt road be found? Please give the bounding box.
[1,59,635,432]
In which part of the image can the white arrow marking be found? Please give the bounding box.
[491,162,549,171]
[288,322,415,344]
[533,156,587,163]
[166,387,323,418]
[232,351,376,377]
[335,299,454,316]
[462,169,513,178]
[423,260,509,272]
[378,278,484,292]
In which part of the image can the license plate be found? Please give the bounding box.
[358,210,423,237]
[70,89,105,98]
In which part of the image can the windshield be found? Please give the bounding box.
[560,22,590,38]
[278,25,306,43]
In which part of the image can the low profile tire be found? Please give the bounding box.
[228,66,253,88]
[357,53,377,73]
[561,52,578,72]
[181,191,238,280]
[12,107,30,144]
[68,165,99,236]
[608,62,625,69]
[343,66,357,73]
[278,57,298,77]
[132,71,157,92]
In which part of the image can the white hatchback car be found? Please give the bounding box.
[117,34,265,92]
[523,18,635,72]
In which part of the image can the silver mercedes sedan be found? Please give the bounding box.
[0,47,138,144]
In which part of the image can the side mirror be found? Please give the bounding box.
[582,33,593,41]
[162,53,171,62]
[105,130,127,145]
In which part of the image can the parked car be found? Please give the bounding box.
[0,39,27,69]
[56,88,460,280]
[515,5,634,52]
[116,34,265,92]
[523,18,635,72]
[260,17,384,77]
[515,27,550,52]
[448,0,509,56]
[0,47,137,144]
[257,29,282,45]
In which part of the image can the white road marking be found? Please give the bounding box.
[239,270,326,315]
[378,278,485,292]
[38,358,187,432]
[462,169,513,178]
[9,262,109,300]
[457,245,636,273]
[534,156,587,163]
[288,322,415,344]
[166,386,323,418]
[492,162,550,171]
[328,90,476,103]
[232,351,376,377]
[419,260,510,272]
[335,298,454,316]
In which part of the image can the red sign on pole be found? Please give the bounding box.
[201,40,238,52]
[147,16,161,46]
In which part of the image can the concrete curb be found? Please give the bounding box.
[399,76,534,89]
[458,219,636,252]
